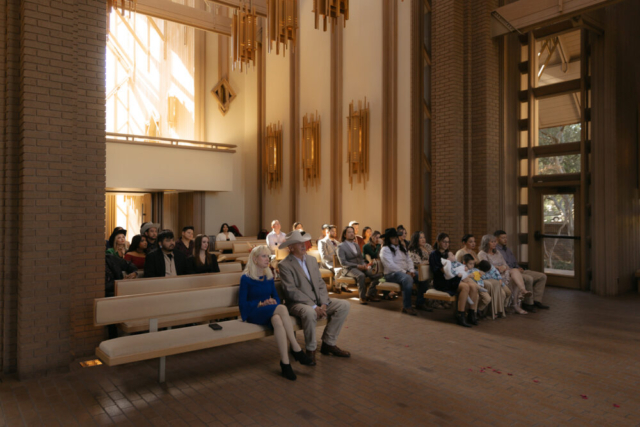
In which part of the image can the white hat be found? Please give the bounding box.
[140,222,160,235]
[278,230,312,249]
[348,220,359,227]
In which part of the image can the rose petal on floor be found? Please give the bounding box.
[613,404,620,408]
[580,395,588,399]
[384,337,389,339]
[533,380,540,383]
[507,373,513,376]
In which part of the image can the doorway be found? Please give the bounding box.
[534,187,581,289]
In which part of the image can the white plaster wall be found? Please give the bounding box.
[341,0,384,231]
[203,32,258,236]
[297,0,332,240]
[263,44,292,231]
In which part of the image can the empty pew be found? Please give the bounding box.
[94,283,326,382]
[114,272,243,333]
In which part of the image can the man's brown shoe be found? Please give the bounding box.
[305,350,316,366]
[402,307,418,316]
[367,296,381,302]
[320,342,351,357]
[341,287,353,293]
[333,286,342,294]
[359,298,368,305]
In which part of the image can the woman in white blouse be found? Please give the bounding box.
[216,223,237,242]
[380,228,418,316]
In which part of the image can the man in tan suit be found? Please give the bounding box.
[278,230,351,365]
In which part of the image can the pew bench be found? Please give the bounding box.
[114,271,244,333]
[95,284,326,382]
[332,255,401,293]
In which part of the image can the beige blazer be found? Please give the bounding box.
[279,253,330,308]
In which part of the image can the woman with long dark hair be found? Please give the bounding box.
[429,232,480,327]
[190,234,220,274]
[216,223,236,242]
[361,227,373,246]
[380,228,418,315]
[124,234,147,270]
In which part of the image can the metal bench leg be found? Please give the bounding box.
[159,357,166,383]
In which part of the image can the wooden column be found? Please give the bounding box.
[330,18,344,229]
[382,0,398,229]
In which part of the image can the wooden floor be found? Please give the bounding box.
[0,287,639,426]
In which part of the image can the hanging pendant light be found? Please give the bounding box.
[312,0,348,32]
[231,2,258,72]
[266,0,298,57]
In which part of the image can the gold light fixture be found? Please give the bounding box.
[266,0,298,56]
[231,2,258,72]
[301,111,321,191]
[347,98,370,189]
[265,122,283,191]
[312,0,349,32]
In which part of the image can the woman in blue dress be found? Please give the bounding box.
[239,245,312,381]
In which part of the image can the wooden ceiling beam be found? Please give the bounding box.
[205,0,268,17]
[491,0,625,37]
[127,0,233,36]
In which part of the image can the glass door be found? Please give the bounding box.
[535,188,581,288]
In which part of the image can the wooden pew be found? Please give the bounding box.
[114,272,243,333]
[94,283,326,383]
[332,254,401,293]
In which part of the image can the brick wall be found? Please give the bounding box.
[0,0,106,378]
[431,0,501,250]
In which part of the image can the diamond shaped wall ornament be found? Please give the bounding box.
[212,78,236,116]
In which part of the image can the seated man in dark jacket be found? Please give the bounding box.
[144,230,191,278]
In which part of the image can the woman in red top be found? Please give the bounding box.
[124,235,147,270]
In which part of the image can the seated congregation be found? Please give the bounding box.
[101,219,550,382]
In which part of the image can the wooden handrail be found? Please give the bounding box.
[106,132,237,153]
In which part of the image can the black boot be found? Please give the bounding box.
[467,309,479,326]
[292,349,315,366]
[280,362,297,381]
[456,311,471,328]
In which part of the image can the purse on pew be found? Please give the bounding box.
[418,263,432,281]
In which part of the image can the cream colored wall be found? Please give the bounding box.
[203,32,259,237]
[106,142,233,191]
[297,0,332,240]
[263,45,292,231]
[397,1,413,236]
[341,0,384,231]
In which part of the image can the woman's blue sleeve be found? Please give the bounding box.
[270,279,281,305]
[239,276,259,321]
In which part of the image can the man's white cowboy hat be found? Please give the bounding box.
[279,230,312,249]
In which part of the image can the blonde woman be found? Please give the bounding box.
[239,246,313,381]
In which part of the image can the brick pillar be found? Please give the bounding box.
[0,0,107,378]
[431,0,501,250]
[0,0,21,374]
[432,0,465,246]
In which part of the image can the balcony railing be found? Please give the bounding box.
[106,132,237,154]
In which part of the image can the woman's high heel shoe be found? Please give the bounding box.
[292,349,314,366]
[280,362,297,381]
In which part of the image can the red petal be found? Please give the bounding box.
[613,404,620,408]
[405,345,409,347]
[507,373,513,376]
[468,369,473,372]
[580,395,588,399]
[384,337,389,339]
[533,380,539,383]
[487,366,492,369]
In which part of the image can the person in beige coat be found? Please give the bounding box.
[278,230,351,365]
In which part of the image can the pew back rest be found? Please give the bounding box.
[95,286,239,326]
[219,262,242,273]
[115,272,243,296]
[306,249,322,264]
[215,241,234,251]
[233,242,253,254]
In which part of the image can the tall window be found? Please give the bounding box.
[106,8,195,139]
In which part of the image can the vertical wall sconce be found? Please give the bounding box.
[347,98,370,189]
[301,111,321,191]
[231,2,258,72]
[265,122,283,191]
[312,0,349,32]
[266,0,298,56]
